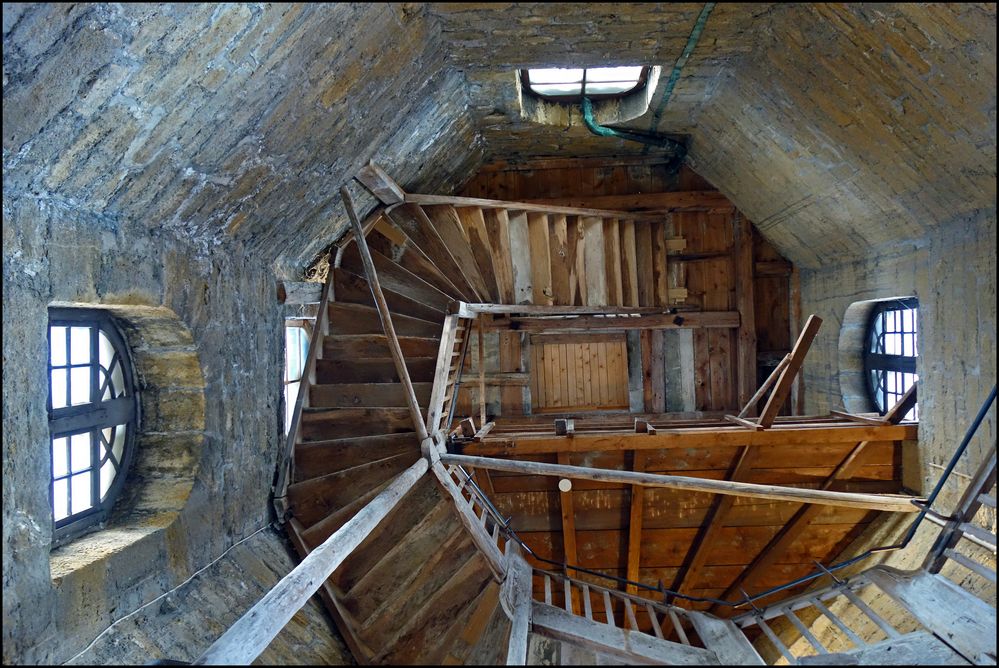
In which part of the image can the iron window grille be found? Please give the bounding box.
[521,66,650,103]
[48,308,138,546]
[864,298,919,419]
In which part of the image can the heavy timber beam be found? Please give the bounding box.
[463,423,918,455]
[715,387,919,611]
[480,311,740,333]
[626,452,646,598]
[439,454,922,513]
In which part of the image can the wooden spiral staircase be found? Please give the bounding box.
[191,165,995,666]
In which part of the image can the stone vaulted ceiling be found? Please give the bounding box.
[3,3,996,271]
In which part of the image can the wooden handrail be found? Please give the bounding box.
[273,226,342,510]
[440,453,923,513]
[342,185,430,443]
[195,458,429,665]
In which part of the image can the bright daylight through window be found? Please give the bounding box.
[48,309,137,545]
[865,298,919,420]
[522,66,648,101]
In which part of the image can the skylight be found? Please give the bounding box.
[522,66,648,101]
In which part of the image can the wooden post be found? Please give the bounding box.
[341,186,430,443]
[789,266,803,414]
[439,453,922,513]
[194,458,428,665]
[478,318,487,427]
[733,212,758,413]
[626,452,646,596]
[502,543,533,665]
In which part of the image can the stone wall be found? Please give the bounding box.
[801,212,996,509]
[2,193,290,664]
[66,528,351,665]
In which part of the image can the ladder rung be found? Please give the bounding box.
[944,548,997,582]
[978,493,996,509]
[959,522,997,550]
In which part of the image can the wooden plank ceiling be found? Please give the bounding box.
[447,158,905,620]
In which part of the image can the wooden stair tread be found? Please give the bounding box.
[287,452,417,527]
[294,432,420,482]
[333,267,445,323]
[330,477,444,592]
[323,334,441,359]
[370,552,495,664]
[301,478,394,549]
[327,301,441,336]
[309,382,433,408]
[299,407,413,441]
[343,499,463,622]
[315,357,436,384]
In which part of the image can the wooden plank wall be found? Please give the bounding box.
[530,334,630,412]
[456,158,793,419]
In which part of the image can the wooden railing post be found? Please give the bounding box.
[341,185,430,444]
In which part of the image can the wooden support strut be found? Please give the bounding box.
[758,314,822,428]
[439,454,923,513]
[342,186,430,444]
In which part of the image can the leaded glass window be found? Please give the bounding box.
[865,298,919,420]
[48,308,137,545]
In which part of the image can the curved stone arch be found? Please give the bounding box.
[838,295,918,414]
[48,304,206,580]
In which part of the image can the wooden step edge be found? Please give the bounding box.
[294,431,420,451]
[300,479,393,548]
[329,300,442,327]
[288,452,419,496]
[344,500,459,607]
[367,551,495,664]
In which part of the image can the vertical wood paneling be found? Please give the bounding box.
[549,214,571,305]
[528,213,553,305]
[530,337,630,412]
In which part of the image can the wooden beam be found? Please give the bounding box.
[758,314,822,428]
[194,459,428,665]
[531,602,719,665]
[356,161,405,205]
[557,452,580,580]
[405,193,666,222]
[733,213,758,413]
[478,318,486,426]
[457,303,683,316]
[668,446,759,603]
[277,281,323,305]
[464,423,918,455]
[341,187,429,442]
[626,452,646,597]
[712,386,919,611]
[483,311,741,333]
[430,461,505,577]
[522,190,734,213]
[789,267,803,414]
[440,454,923,513]
[738,354,791,418]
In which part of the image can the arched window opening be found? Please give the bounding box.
[284,321,311,433]
[864,298,918,420]
[48,308,138,546]
[521,66,650,103]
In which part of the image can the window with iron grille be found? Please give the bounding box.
[521,66,650,103]
[864,298,918,420]
[48,308,138,546]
